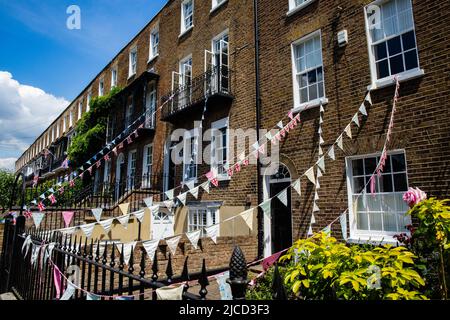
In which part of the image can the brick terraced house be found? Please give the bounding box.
[14,0,450,264]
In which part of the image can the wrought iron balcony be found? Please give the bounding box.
[161,66,233,121]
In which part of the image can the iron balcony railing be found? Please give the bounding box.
[161,65,233,120]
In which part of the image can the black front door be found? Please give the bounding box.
[270,181,292,254]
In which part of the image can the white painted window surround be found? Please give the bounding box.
[211,0,227,13]
[149,27,159,61]
[129,46,138,78]
[345,150,411,244]
[180,0,194,36]
[188,206,219,237]
[287,0,316,17]
[364,0,424,91]
[291,30,328,112]
[211,117,229,180]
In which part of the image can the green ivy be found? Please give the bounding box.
[68,86,123,166]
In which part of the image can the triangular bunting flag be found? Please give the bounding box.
[265,131,273,141]
[292,179,301,195]
[319,136,325,145]
[62,211,74,228]
[204,224,220,244]
[185,180,195,191]
[80,223,96,238]
[186,230,202,250]
[316,179,321,189]
[260,200,271,219]
[352,113,360,127]
[328,145,336,161]
[344,124,352,139]
[60,281,77,300]
[143,197,153,208]
[307,224,313,236]
[365,92,372,105]
[313,202,320,212]
[276,121,283,129]
[142,239,160,261]
[91,208,103,222]
[117,214,130,229]
[304,167,316,185]
[317,156,326,173]
[319,116,324,124]
[133,209,145,223]
[190,187,199,199]
[340,214,348,240]
[277,189,288,207]
[318,145,323,156]
[323,225,332,236]
[314,191,320,201]
[177,192,188,206]
[240,208,254,231]
[316,167,323,178]
[119,203,130,215]
[86,293,101,301]
[165,189,174,200]
[311,213,316,224]
[336,134,344,151]
[32,212,45,229]
[150,205,159,216]
[166,235,182,255]
[99,218,114,233]
[164,200,174,211]
[117,242,137,265]
[320,104,325,113]
[201,181,210,194]
[359,102,368,116]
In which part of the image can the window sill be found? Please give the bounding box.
[347,234,404,246]
[148,54,159,64]
[291,97,328,114]
[367,68,425,91]
[210,0,228,14]
[179,26,194,39]
[127,73,136,80]
[286,0,316,17]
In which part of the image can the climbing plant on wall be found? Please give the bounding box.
[68,86,122,166]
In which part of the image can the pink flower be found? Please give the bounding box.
[403,187,427,208]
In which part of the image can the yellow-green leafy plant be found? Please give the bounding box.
[280,232,428,300]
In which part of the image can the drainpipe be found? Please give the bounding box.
[253,0,264,260]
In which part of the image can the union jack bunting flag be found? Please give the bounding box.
[127,135,133,144]
[48,194,57,205]
[69,180,75,187]
[32,175,39,187]
[96,161,101,168]
[104,154,110,161]
[59,187,64,195]
[24,210,33,219]
[38,202,46,212]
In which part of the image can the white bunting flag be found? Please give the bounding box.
[22,235,32,257]
[117,214,130,229]
[190,187,199,199]
[265,131,273,141]
[316,167,323,178]
[150,205,160,216]
[352,113,360,127]
[252,141,260,151]
[143,197,153,208]
[340,214,348,240]
[165,189,174,200]
[80,223,96,238]
[320,104,325,113]
[319,116,324,124]
[344,124,352,139]
[166,235,182,255]
[319,136,325,145]
[318,126,323,135]
[99,218,114,233]
[359,102,368,116]
[318,145,323,156]
[91,208,103,222]
[86,293,101,301]
[277,189,288,207]
[304,167,316,185]
[156,284,185,301]
[311,213,316,224]
[43,243,56,264]
[164,200,174,211]
[240,208,254,231]
[205,224,220,244]
[260,200,271,219]
[365,92,372,105]
[60,281,77,300]
[317,156,326,173]
[336,134,344,151]
[276,121,284,129]
[142,239,159,261]
[313,201,320,212]
[185,180,195,191]
[177,192,188,206]
[314,191,320,201]
[292,178,301,196]
[119,203,130,215]
[316,179,321,189]
[307,225,313,236]
[323,225,332,236]
[32,212,45,228]
[133,209,145,223]
[60,227,77,235]
[39,194,45,200]
[117,242,137,265]
[186,230,202,250]
[328,145,336,161]
[201,181,210,194]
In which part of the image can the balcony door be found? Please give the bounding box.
[145,82,156,128]
[212,32,229,93]
[178,56,192,108]
[115,153,125,201]
[142,144,153,189]
[127,150,137,191]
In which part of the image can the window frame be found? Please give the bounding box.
[127,149,137,190]
[290,30,328,112]
[183,127,199,183]
[111,66,118,88]
[86,91,92,112]
[211,0,227,13]
[364,0,424,90]
[180,0,194,36]
[345,149,411,244]
[129,46,138,78]
[149,27,159,61]
[187,205,220,237]
[287,0,316,16]
[142,143,153,188]
[78,101,83,120]
[98,78,105,97]
[210,117,230,181]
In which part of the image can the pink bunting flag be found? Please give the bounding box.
[127,135,133,144]
[280,129,286,138]
[24,210,33,219]
[275,133,282,142]
[53,265,62,299]
[288,110,294,120]
[227,168,234,177]
[32,175,39,187]
[88,166,93,175]
[79,172,84,179]
[59,187,65,195]
[96,161,101,169]
[62,211,75,228]
[210,178,219,187]
[235,162,241,173]
[112,147,118,156]
[48,194,57,205]
[205,171,214,181]
[243,158,249,166]
[38,202,46,212]
[118,142,124,149]
[295,113,301,123]
[134,130,139,138]
[104,154,110,161]
[138,123,144,129]
[258,145,265,155]
[252,150,259,160]
[370,175,376,197]
[262,251,283,271]
[69,180,75,187]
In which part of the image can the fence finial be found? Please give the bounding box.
[227,246,249,300]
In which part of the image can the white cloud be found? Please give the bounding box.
[0,158,17,171]
[0,71,69,170]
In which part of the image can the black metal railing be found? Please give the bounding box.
[161,66,232,120]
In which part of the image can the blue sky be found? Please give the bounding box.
[0,0,167,170]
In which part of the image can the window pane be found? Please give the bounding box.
[364,157,377,175]
[369,212,383,231]
[376,60,390,79]
[389,54,405,74]
[397,9,414,32]
[383,213,398,232]
[395,193,409,213]
[391,153,406,171]
[384,155,392,172]
[300,88,308,103]
[307,70,316,84]
[374,42,388,61]
[353,177,365,193]
[387,36,402,56]
[317,67,323,81]
[318,82,324,98]
[379,174,393,192]
[404,49,418,70]
[352,159,364,176]
[367,195,382,211]
[402,31,416,51]
[308,84,318,100]
[357,211,369,230]
[299,74,308,87]
[393,173,408,192]
[381,194,396,212]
